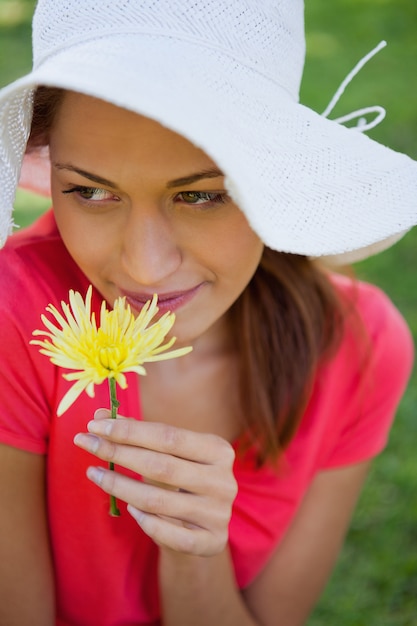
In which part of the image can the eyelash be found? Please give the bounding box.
[61,186,229,209]
[62,186,118,203]
[175,191,228,207]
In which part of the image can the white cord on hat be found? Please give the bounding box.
[322,40,387,132]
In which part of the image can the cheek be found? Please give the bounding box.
[53,206,110,276]
[52,189,116,271]
[212,216,264,274]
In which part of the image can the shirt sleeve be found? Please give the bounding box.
[319,282,414,469]
[0,274,54,455]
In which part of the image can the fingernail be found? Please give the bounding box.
[74,433,100,452]
[87,466,105,485]
[88,419,113,436]
[127,504,146,525]
[94,408,111,420]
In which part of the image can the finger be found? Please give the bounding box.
[74,432,236,498]
[94,408,111,420]
[86,466,231,531]
[127,505,227,556]
[86,417,236,466]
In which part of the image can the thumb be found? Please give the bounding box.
[93,408,111,420]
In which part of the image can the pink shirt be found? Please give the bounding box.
[0,211,413,625]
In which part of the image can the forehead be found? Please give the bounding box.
[50,91,219,173]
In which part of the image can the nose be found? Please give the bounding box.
[121,207,182,286]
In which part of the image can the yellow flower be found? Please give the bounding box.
[31,286,192,416]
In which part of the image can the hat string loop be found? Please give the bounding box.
[322,40,387,132]
[332,106,386,132]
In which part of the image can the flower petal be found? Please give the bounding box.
[57,379,90,416]
[33,286,193,416]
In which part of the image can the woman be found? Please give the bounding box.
[0,1,415,625]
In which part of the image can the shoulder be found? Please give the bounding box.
[1,210,71,289]
[0,210,89,377]
[0,211,87,319]
[313,272,414,468]
[0,212,89,453]
[331,272,413,374]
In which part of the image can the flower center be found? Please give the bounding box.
[98,345,123,371]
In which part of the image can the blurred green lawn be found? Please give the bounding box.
[303,4,417,624]
[1,1,416,624]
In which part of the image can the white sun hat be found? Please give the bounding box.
[0,0,416,259]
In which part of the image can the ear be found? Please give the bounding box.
[19,146,51,197]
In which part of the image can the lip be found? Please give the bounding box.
[121,283,205,314]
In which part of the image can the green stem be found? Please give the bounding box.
[108,377,121,517]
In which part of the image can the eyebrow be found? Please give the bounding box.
[53,163,224,189]
[53,163,119,188]
[166,168,224,188]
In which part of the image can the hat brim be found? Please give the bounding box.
[0,33,416,258]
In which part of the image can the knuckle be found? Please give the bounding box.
[159,423,182,452]
[113,417,134,443]
[143,486,165,512]
[227,475,238,501]
[93,437,118,462]
[212,470,238,503]
[215,529,229,553]
[199,530,228,557]
[103,439,118,462]
[149,455,175,483]
[220,440,236,466]
[209,435,236,466]
[176,530,198,555]
[211,502,233,530]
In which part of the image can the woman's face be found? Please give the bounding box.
[49,92,264,349]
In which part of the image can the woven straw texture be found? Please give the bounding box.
[0,0,416,256]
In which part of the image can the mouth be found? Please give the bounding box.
[121,283,205,314]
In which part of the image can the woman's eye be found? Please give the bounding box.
[62,186,117,202]
[176,191,227,206]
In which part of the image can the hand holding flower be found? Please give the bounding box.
[74,414,238,556]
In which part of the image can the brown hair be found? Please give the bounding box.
[28,86,65,148]
[28,86,345,466]
[231,248,344,464]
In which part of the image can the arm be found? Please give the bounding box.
[75,412,369,626]
[158,462,369,626]
[243,460,370,625]
[0,444,55,625]
[159,462,369,626]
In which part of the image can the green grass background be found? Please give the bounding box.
[1,1,416,624]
